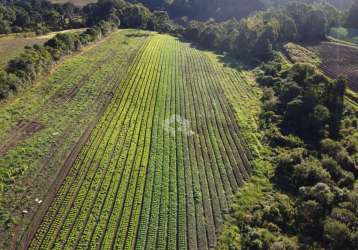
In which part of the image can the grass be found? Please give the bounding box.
[0,29,85,69]
[283,42,321,67]
[329,27,358,45]
[27,33,259,249]
[0,29,151,249]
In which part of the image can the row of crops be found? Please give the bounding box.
[0,30,152,249]
[29,34,254,249]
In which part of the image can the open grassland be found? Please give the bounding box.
[0,29,85,69]
[28,34,257,250]
[0,29,151,249]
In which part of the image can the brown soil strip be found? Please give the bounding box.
[0,120,44,156]
[306,42,358,92]
[50,55,111,105]
[13,93,112,250]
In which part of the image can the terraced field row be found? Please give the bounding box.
[29,34,253,249]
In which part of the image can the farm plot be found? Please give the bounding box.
[29,34,254,249]
[306,41,358,92]
[0,29,151,249]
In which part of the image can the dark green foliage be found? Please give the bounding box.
[0,0,84,34]
[0,0,181,102]
[346,0,358,28]
[121,3,151,28]
[233,192,299,250]
[220,54,357,249]
[302,9,327,41]
[84,0,178,33]
[0,18,118,101]
[180,2,335,61]
[148,11,174,32]
[132,0,265,21]
[257,62,347,142]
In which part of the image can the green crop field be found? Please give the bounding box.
[24,32,259,249]
[0,29,151,249]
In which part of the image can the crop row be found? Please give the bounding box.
[29,37,154,249]
[29,34,253,250]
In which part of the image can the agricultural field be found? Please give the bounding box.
[0,29,151,249]
[283,42,321,68]
[23,33,257,249]
[0,29,85,69]
[302,42,358,92]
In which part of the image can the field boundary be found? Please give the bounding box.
[14,92,112,250]
[12,36,148,250]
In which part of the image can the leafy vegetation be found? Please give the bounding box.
[346,0,358,28]
[218,56,357,249]
[0,0,84,34]
[180,1,341,63]
[0,29,85,69]
[0,19,117,101]
[283,42,322,67]
[0,29,149,249]
[124,0,264,21]
[0,0,356,249]
[330,27,358,44]
[28,33,255,250]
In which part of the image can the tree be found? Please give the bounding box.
[121,4,152,28]
[302,9,327,42]
[0,19,11,33]
[346,0,358,28]
[199,24,225,48]
[318,2,343,28]
[324,218,352,249]
[14,9,31,27]
[147,11,172,32]
[293,158,331,188]
[276,13,298,42]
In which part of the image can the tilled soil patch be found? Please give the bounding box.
[0,120,44,155]
[306,42,358,92]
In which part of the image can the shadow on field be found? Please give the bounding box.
[177,36,256,71]
[126,33,152,38]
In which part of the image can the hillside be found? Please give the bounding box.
[0,29,260,250]
[0,1,356,249]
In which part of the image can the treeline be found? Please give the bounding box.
[181,1,343,62]
[128,0,265,22]
[0,18,118,100]
[218,58,357,249]
[0,0,178,101]
[82,0,178,33]
[0,0,83,34]
[346,0,358,28]
[0,0,178,36]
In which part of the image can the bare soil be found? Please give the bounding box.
[0,120,44,155]
[306,42,358,92]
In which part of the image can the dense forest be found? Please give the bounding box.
[222,58,357,249]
